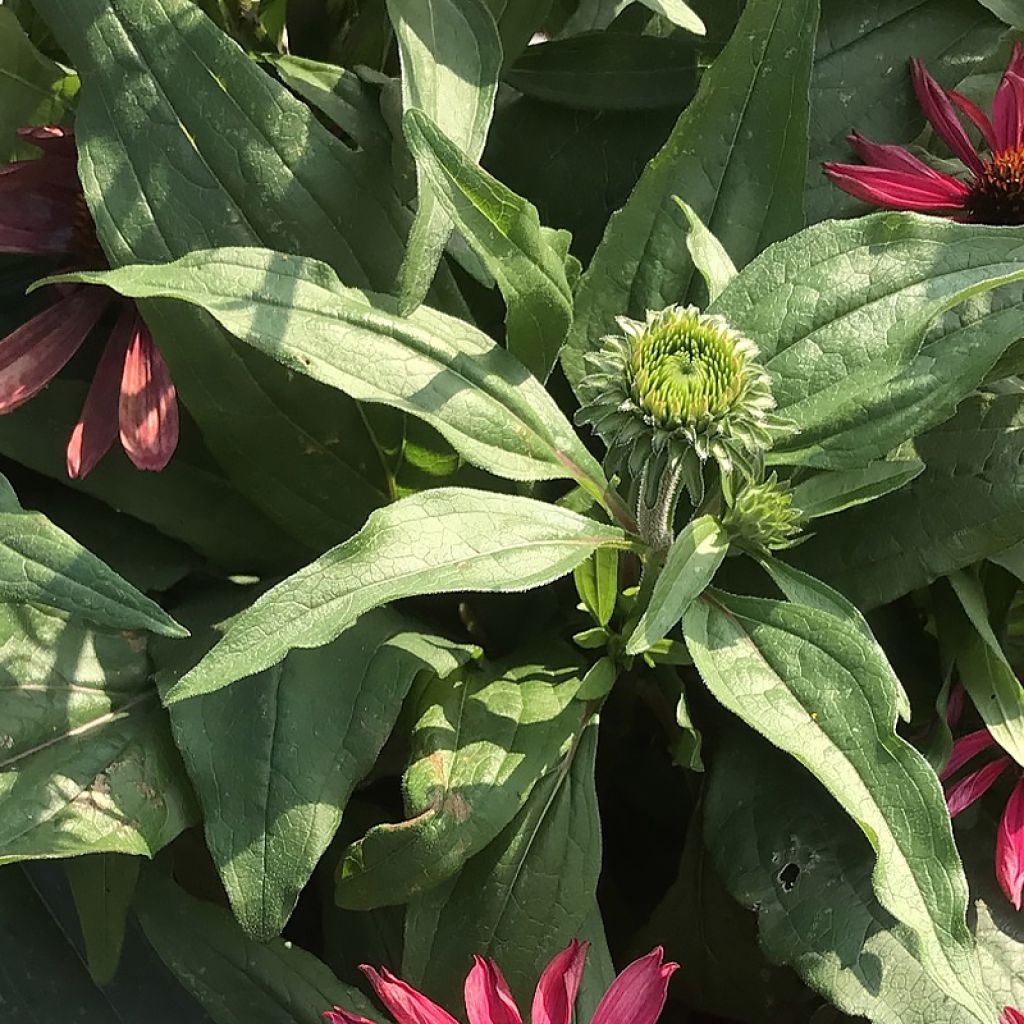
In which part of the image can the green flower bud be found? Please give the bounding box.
[722,474,804,555]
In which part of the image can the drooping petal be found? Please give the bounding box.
[993,70,1024,155]
[948,91,997,152]
[118,317,179,471]
[0,288,110,414]
[323,1010,379,1024]
[946,757,1011,817]
[847,130,956,180]
[66,306,135,479]
[361,967,461,1024]
[591,947,679,1024]
[465,957,522,1024]
[911,58,985,174]
[822,162,969,211]
[940,728,997,781]
[1002,1008,1024,1024]
[532,940,590,1024]
[995,776,1024,910]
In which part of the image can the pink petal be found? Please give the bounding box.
[0,163,81,255]
[0,289,110,413]
[118,317,178,472]
[847,130,954,180]
[946,757,1011,817]
[360,966,461,1024]
[591,948,678,1024]
[18,124,77,158]
[465,957,522,1024]
[993,70,1024,155]
[822,162,969,211]
[940,728,997,781]
[948,91,997,152]
[945,682,966,729]
[66,306,135,479]
[323,1010,379,1024]
[911,58,985,175]
[532,940,589,1024]
[996,776,1024,910]
[1002,1008,1024,1024]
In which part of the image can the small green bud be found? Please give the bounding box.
[722,473,804,555]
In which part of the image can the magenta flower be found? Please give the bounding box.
[824,44,1024,224]
[0,125,178,478]
[1003,1009,1024,1024]
[942,727,1024,910]
[324,942,678,1024]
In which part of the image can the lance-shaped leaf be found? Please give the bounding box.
[0,605,195,863]
[711,215,1024,470]
[404,109,574,381]
[154,593,476,941]
[684,590,995,1023]
[0,474,186,638]
[562,0,705,35]
[166,488,627,703]
[337,645,583,909]
[625,515,728,654]
[53,250,608,496]
[673,198,736,305]
[563,0,817,388]
[791,459,925,519]
[388,0,502,310]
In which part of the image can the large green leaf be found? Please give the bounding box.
[403,110,575,381]
[154,593,474,941]
[402,722,600,1009]
[0,473,185,637]
[57,249,608,497]
[563,0,817,387]
[562,0,705,34]
[337,645,583,908]
[136,868,380,1024]
[0,605,195,863]
[704,729,985,1024]
[388,0,502,309]
[792,393,1024,609]
[684,590,995,1022]
[807,0,1004,223]
[484,0,555,63]
[166,488,628,703]
[30,0,446,549]
[711,215,1024,470]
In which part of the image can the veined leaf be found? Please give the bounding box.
[0,605,195,864]
[673,198,737,305]
[154,593,475,941]
[404,109,574,381]
[389,0,502,310]
[791,459,925,519]
[563,0,817,388]
[337,645,583,909]
[573,547,619,627]
[53,250,608,497]
[166,489,628,703]
[684,590,995,1023]
[0,474,186,638]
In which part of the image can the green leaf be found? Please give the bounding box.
[791,459,925,519]
[561,0,705,34]
[504,33,697,111]
[403,109,575,382]
[136,867,380,1024]
[389,0,502,310]
[684,590,995,1023]
[336,645,584,909]
[947,570,1024,769]
[66,854,140,986]
[154,592,474,941]
[402,722,600,1009]
[483,0,555,63]
[30,0,446,550]
[807,0,1004,223]
[167,488,627,703]
[55,249,607,496]
[0,473,186,638]
[637,0,706,32]
[710,215,1024,470]
[704,729,988,1024]
[563,0,818,388]
[625,515,728,654]
[573,547,619,627]
[792,393,1024,609]
[673,197,737,305]
[0,605,195,863]
[0,7,78,163]
[976,0,1024,25]
[577,657,618,700]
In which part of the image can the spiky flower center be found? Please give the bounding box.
[629,311,746,429]
[966,146,1024,224]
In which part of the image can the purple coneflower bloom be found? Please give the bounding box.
[824,44,1024,224]
[324,942,677,1024]
[0,125,178,478]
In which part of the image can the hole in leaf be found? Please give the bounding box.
[778,862,800,891]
